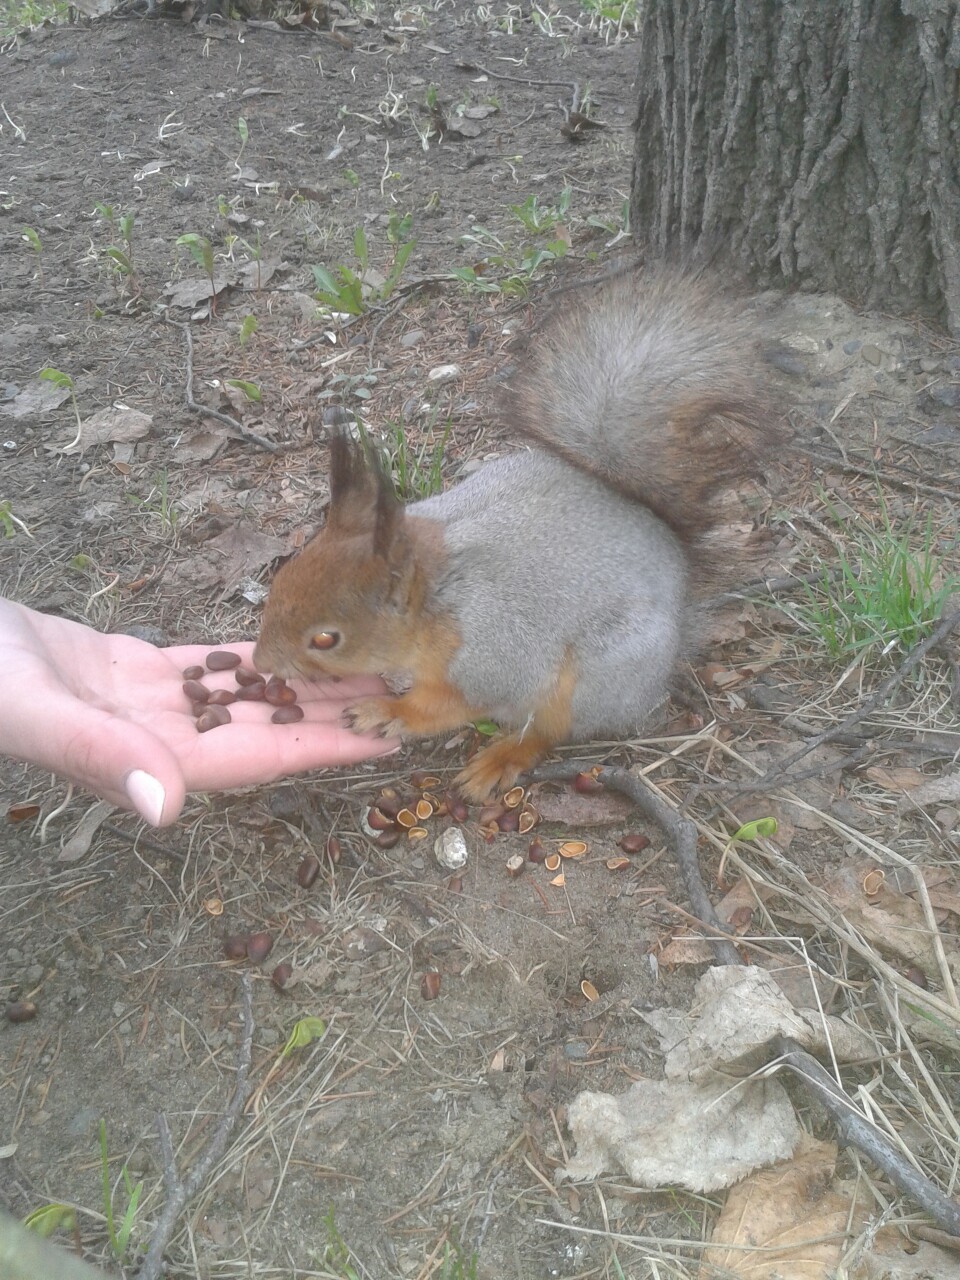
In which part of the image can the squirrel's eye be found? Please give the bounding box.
[309,630,341,651]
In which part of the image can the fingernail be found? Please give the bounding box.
[124,769,166,826]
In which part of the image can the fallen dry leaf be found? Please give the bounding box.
[59,800,115,862]
[238,257,283,290]
[851,1235,960,1280]
[164,267,239,309]
[171,428,230,463]
[901,769,960,809]
[57,406,153,455]
[7,803,41,823]
[865,765,926,792]
[816,862,957,979]
[701,1135,848,1279]
[0,379,71,420]
[164,525,288,594]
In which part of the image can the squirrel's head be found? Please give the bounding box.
[253,432,425,681]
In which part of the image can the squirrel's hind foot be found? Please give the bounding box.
[455,730,551,804]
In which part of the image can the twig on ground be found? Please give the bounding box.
[801,442,960,503]
[366,286,424,362]
[773,1037,960,1238]
[710,565,846,604]
[800,729,960,757]
[709,609,960,798]
[456,60,579,91]
[167,319,281,453]
[101,822,185,862]
[135,972,254,1280]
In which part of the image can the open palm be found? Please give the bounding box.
[2,601,397,826]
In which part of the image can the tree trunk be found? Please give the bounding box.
[631,0,960,334]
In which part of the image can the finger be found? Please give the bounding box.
[54,705,188,827]
[180,719,400,793]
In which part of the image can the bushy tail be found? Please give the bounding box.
[502,269,784,539]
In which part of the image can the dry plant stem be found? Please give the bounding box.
[366,286,423,362]
[914,1226,960,1254]
[101,822,185,862]
[802,443,960,503]
[462,61,579,91]
[167,319,280,453]
[715,608,960,797]
[135,972,254,1280]
[712,565,845,603]
[773,1036,960,1239]
[824,730,960,757]
[526,762,741,966]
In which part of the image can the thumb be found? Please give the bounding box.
[57,712,188,827]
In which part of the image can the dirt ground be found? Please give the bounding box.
[2,5,960,1279]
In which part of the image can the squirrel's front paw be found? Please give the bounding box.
[345,698,409,740]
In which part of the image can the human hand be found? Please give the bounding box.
[1,599,399,827]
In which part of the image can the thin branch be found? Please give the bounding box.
[135,972,255,1280]
[774,1037,960,1238]
[527,762,741,966]
[167,319,281,453]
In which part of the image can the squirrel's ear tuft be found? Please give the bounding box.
[326,429,384,538]
[372,467,404,561]
[328,430,371,506]
[325,428,405,556]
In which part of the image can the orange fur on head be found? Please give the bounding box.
[253,433,445,684]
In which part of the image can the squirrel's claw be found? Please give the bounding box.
[344,698,408,740]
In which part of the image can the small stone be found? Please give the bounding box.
[928,384,960,408]
[400,329,425,348]
[122,623,170,646]
[427,363,460,383]
[767,350,806,377]
[861,343,883,366]
[434,827,468,871]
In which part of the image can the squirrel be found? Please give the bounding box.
[252,269,784,802]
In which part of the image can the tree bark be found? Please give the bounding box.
[631,0,960,334]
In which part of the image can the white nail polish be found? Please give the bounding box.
[124,770,166,826]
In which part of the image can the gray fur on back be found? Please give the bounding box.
[412,451,687,736]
